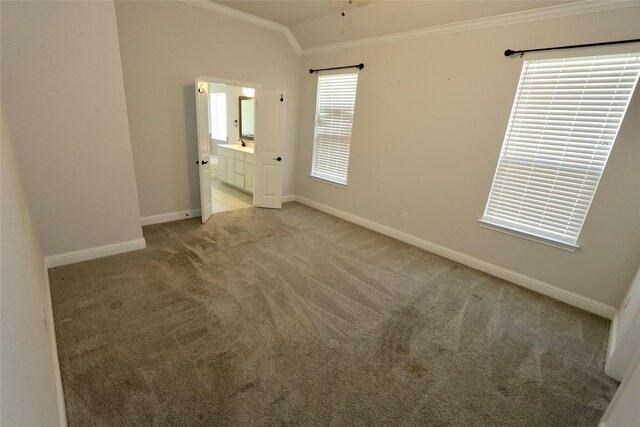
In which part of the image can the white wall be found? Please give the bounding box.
[1,108,65,426]
[606,264,640,380]
[600,348,640,427]
[1,0,144,257]
[296,7,640,308]
[115,1,301,217]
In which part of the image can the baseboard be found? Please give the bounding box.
[293,195,616,319]
[140,209,202,226]
[44,238,147,268]
[605,311,625,380]
[606,312,619,371]
[140,198,296,225]
[43,266,68,426]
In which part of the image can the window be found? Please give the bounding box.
[209,92,227,141]
[311,72,360,185]
[481,53,640,249]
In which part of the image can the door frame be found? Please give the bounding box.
[198,75,262,91]
[197,75,262,209]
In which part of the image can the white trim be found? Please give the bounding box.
[282,28,302,55]
[182,0,638,57]
[600,346,640,425]
[43,265,67,426]
[141,209,202,226]
[198,75,262,90]
[302,1,640,55]
[293,195,616,319]
[181,0,302,55]
[141,200,296,220]
[183,0,284,32]
[44,238,147,268]
[478,220,579,253]
[606,311,619,376]
[308,174,348,189]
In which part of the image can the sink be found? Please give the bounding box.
[218,144,254,154]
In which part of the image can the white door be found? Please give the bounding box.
[195,78,212,223]
[254,89,285,209]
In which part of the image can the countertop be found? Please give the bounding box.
[218,144,254,155]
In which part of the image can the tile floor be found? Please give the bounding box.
[211,179,253,213]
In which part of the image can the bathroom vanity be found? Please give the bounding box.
[217,144,254,194]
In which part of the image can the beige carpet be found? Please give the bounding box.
[49,202,618,426]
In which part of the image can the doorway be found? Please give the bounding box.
[195,76,286,223]
[207,82,255,213]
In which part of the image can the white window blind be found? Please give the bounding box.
[481,53,640,248]
[209,92,227,141]
[311,72,359,185]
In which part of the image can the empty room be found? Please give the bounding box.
[2,0,640,426]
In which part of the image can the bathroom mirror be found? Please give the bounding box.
[239,96,255,140]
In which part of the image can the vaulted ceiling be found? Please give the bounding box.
[212,0,579,49]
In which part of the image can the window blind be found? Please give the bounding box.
[482,53,640,247]
[311,72,359,185]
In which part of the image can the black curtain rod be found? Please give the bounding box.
[309,63,364,74]
[504,38,640,57]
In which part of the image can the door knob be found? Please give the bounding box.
[201,160,209,165]
[273,157,282,161]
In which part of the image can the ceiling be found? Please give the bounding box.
[212,0,579,49]
[215,0,346,26]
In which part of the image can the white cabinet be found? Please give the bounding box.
[235,159,245,175]
[217,146,254,194]
[234,172,245,189]
[245,162,254,193]
[219,154,226,181]
[244,153,254,193]
[226,155,235,183]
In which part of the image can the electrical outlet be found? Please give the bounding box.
[400,212,408,222]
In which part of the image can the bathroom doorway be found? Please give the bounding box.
[195,75,286,223]
[207,82,255,213]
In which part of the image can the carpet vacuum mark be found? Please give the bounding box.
[49,202,618,426]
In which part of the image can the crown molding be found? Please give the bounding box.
[302,0,640,55]
[181,0,302,55]
[180,0,639,57]
[283,28,303,55]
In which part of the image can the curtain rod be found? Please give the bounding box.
[309,63,364,74]
[504,38,640,57]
